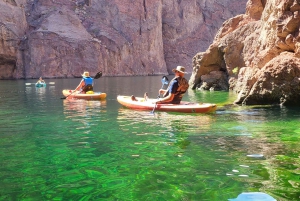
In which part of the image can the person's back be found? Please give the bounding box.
[82,76,93,92]
[154,66,189,104]
[167,76,189,104]
[74,71,94,93]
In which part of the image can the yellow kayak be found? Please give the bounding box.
[62,90,106,100]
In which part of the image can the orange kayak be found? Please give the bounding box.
[62,90,106,100]
[117,95,217,113]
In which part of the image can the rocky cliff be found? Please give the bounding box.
[0,0,246,79]
[190,0,300,106]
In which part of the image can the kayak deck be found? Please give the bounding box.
[62,90,106,100]
[117,95,217,113]
[35,83,46,87]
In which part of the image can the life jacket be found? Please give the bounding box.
[83,77,93,86]
[82,77,94,92]
[164,76,189,103]
[175,76,189,92]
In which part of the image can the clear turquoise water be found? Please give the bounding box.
[0,77,299,201]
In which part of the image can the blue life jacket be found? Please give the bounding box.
[83,77,93,86]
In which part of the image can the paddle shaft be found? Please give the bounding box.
[151,76,168,114]
[61,90,77,99]
[151,102,157,114]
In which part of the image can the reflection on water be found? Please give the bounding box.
[117,108,215,135]
[117,109,216,156]
[63,99,107,118]
[187,89,237,106]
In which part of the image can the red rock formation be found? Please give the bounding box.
[190,0,300,106]
[0,0,247,79]
[22,0,167,78]
[0,0,27,79]
[161,0,247,73]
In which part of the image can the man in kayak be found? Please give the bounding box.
[74,71,94,93]
[154,66,189,104]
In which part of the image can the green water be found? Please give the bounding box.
[0,77,299,201]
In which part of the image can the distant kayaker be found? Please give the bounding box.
[37,77,45,84]
[154,66,189,104]
[74,71,94,93]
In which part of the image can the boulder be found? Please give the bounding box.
[190,0,300,106]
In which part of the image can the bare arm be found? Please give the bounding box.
[158,93,174,103]
[154,92,174,104]
[75,80,84,91]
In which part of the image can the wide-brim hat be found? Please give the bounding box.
[172,66,186,74]
[82,71,90,77]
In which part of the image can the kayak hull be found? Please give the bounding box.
[117,95,217,113]
[35,83,46,87]
[62,90,107,100]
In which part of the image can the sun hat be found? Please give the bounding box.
[172,66,186,74]
[82,71,90,77]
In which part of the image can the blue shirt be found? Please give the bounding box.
[167,78,182,104]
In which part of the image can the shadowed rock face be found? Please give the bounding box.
[0,0,247,78]
[190,0,300,106]
[161,0,248,74]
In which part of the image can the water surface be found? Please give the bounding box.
[0,77,299,201]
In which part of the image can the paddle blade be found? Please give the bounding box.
[161,76,169,90]
[49,82,55,84]
[25,83,33,85]
[162,76,169,85]
[94,71,102,79]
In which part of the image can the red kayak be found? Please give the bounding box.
[117,95,217,113]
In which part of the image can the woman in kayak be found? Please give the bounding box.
[154,66,189,104]
[37,77,45,84]
[74,71,94,93]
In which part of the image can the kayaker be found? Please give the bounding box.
[154,66,189,104]
[37,77,45,84]
[74,71,94,93]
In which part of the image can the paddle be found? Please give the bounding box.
[150,76,169,114]
[61,71,103,99]
[94,71,102,79]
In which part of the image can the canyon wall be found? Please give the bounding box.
[0,0,246,79]
[190,0,300,106]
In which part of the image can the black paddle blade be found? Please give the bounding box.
[94,71,102,79]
